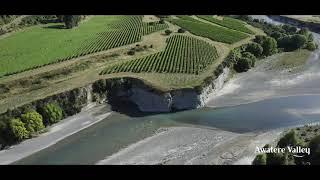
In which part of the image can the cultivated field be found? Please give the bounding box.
[197,15,254,34]
[167,16,249,44]
[101,35,219,75]
[0,15,168,77]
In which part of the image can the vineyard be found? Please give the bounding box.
[101,34,219,75]
[168,16,249,44]
[197,15,254,34]
[0,15,168,77]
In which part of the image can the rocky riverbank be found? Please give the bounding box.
[96,126,283,165]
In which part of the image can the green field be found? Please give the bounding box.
[197,15,254,34]
[168,16,249,44]
[0,15,168,77]
[101,34,219,75]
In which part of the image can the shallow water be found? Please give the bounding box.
[14,95,320,164]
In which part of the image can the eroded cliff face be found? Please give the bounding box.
[0,67,230,118]
[111,67,231,112]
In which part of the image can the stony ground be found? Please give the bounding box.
[96,126,282,165]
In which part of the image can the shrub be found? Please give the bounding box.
[9,118,29,141]
[127,50,135,55]
[253,35,268,45]
[278,34,307,51]
[41,103,63,125]
[252,154,267,165]
[282,24,297,34]
[245,43,263,58]
[305,41,317,51]
[177,28,186,33]
[234,57,252,72]
[242,52,256,67]
[148,22,155,26]
[261,37,278,56]
[308,135,320,164]
[0,28,6,35]
[159,19,165,24]
[20,110,45,134]
[266,152,289,165]
[165,29,172,35]
[277,130,303,148]
[270,31,285,40]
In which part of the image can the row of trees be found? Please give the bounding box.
[233,16,318,52]
[0,103,63,143]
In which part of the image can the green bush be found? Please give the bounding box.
[20,110,45,134]
[245,43,263,57]
[242,52,256,67]
[308,135,320,164]
[270,31,285,40]
[159,19,165,24]
[282,24,297,34]
[234,57,252,72]
[277,130,303,148]
[305,42,317,51]
[278,34,307,51]
[165,29,172,35]
[252,153,267,165]
[177,28,185,33]
[261,36,278,56]
[41,103,63,125]
[9,118,29,141]
[266,152,289,165]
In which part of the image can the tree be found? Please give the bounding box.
[266,152,289,165]
[245,43,263,57]
[234,57,252,72]
[41,103,63,125]
[20,110,45,134]
[242,52,256,67]
[308,135,320,165]
[270,31,284,40]
[282,24,297,34]
[290,34,307,50]
[165,29,172,35]
[261,37,278,56]
[9,118,29,141]
[305,42,317,51]
[253,35,267,45]
[63,15,81,29]
[277,130,303,148]
[159,19,165,24]
[252,154,267,165]
[177,28,185,33]
[56,15,64,22]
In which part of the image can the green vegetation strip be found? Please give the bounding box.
[168,16,249,44]
[197,15,254,34]
[101,34,219,75]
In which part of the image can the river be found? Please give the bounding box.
[13,15,320,165]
